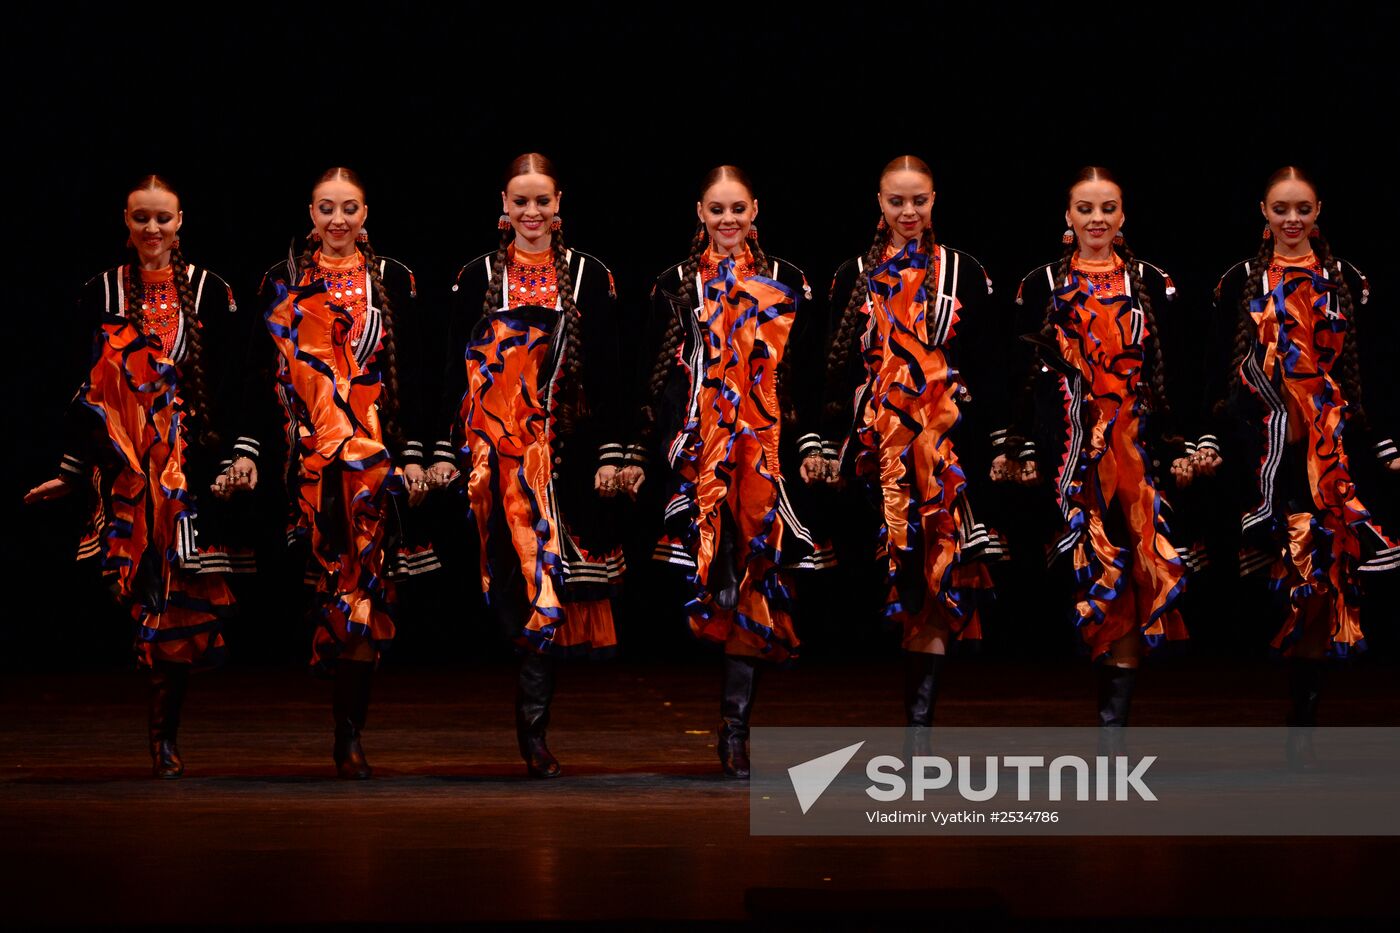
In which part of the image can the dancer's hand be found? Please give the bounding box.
[426,461,459,488]
[618,465,645,498]
[990,453,1038,485]
[595,465,620,498]
[1171,456,1195,488]
[227,457,258,493]
[403,463,430,507]
[24,477,71,505]
[1387,457,1400,474]
[800,454,827,484]
[1192,448,1222,478]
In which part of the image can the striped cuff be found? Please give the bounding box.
[1197,434,1221,454]
[990,428,1010,449]
[231,436,260,462]
[59,453,86,477]
[822,441,840,460]
[797,433,823,459]
[431,440,458,465]
[625,444,649,467]
[1014,441,1037,461]
[399,440,425,464]
[598,442,627,468]
[1375,438,1398,463]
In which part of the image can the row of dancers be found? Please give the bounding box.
[25,155,1397,779]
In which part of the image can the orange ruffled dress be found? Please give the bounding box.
[265,275,398,668]
[1045,255,1187,660]
[849,240,994,651]
[1240,252,1396,657]
[460,245,620,655]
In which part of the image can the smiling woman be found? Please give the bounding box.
[439,152,626,779]
[817,155,1002,732]
[632,164,832,779]
[1208,166,1399,765]
[25,174,259,779]
[996,166,1196,735]
[258,166,438,779]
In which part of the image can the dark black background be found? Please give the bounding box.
[5,2,1398,670]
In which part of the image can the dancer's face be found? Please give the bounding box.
[309,178,367,258]
[501,172,561,250]
[125,188,182,268]
[878,169,935,249]
[697,178,757,257]
[1260,178,1321,254]
[1065,178,1124,255]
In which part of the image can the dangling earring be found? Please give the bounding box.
[746,225,759,242]
[550,216,562,232]
[1308,225,1321,239]
[125,234,133,248]
[1261,224,1272,241]
[498,214,512,231]
[1112,232,1125,246]
[877,216,888,232]
[307,228,322,243]
[356,228,369,243]
[1061,228,1075,245]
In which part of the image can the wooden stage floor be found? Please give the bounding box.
[3,657,1398,928]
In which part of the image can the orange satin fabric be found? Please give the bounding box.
[1051,259,1186,659]
[265,282,397,667]
[78,318,232,668]
[665,250,800,660]
[1251,264,1384,655]
[461,308,618,654]
[852,241,988,649]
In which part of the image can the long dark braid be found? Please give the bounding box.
[550,231,587,436]
[824,220,892,421]
[1114,238,1175,431]
[639,223,706,435]
[1007,240,1075,455]
[481,223,513,315]
[1312,229,1367,428]
[1221,234,1276,412]
[358,237,405,449]
[167,242,217,449]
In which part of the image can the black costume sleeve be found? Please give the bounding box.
[629,270,683,471]
[814,258,861,460]
[440,259,486,466]
[573,253,626,470]
[1346,263,1398,465]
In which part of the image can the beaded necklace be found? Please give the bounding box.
[132,267,181,348]
[506,245,559,307]
[314,251,370,348]
[1073,255,1126,298]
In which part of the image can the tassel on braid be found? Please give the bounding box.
[824,221,891,421]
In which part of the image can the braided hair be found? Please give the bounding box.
[301,167,405,449]
[824,155,938,421]
[123,175,218,449]
[488,153,587,436]
[1224,166,1367,427]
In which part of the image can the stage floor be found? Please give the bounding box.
[3,657,1398,927]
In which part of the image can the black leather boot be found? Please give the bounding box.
[1286,658,1324,771]
[148,661,189,779]
[1096,664,1137,758]
[903,651,945,727]
[332,659,374,780]
[719,655,758,779]
[517,653,560,779]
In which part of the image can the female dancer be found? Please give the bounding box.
[26,175,258,777]
[1210,166,1397,757]
[440,152,624,778]
[817,155,1000,729]
[994,166,1192,729]
[261,167,433,778]
[634,164,828,778]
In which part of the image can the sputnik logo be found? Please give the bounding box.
[788,741,865,814]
